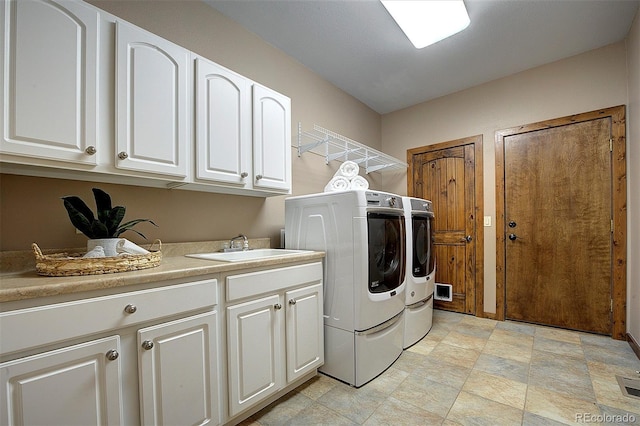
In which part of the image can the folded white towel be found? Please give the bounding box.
[83,245,105,258]
[324,176,351,192]
[335,161,359,179]
[117,239,150,256]
[350,175,369,190]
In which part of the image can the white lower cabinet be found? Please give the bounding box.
[0,261,323,425]
[225,263,324,420]
[227,294,283,417]
[285,283,324,382]
[0,278,220,426]
[138,311,220,426]
[0,336,123,425]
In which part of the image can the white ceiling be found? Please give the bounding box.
[204,0,639,115]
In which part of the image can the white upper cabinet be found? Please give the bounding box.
[115,21,189,178]
[195,57,251,186]
[252,84,292,192]
[1,0,292,196]
[0,0,100,165]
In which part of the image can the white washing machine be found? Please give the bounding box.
[402,197,436,349]
[285,190,406,387]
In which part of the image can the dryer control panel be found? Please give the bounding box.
[365,191,404,210]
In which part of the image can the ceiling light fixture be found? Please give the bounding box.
[381,0,470,49]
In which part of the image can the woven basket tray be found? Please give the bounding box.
[32,240,162,277]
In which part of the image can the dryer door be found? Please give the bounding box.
[367,212,405,294]
[412,213,435,277]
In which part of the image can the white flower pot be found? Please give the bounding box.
[87,238,121,257]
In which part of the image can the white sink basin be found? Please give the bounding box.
[185,249,310,263]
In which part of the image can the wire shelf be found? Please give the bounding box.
[297,123,407,174]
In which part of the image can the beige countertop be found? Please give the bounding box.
[0,239,324,303]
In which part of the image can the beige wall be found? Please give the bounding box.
[0,0,381,251]
[381,42,630,315]
[626,11,640,342]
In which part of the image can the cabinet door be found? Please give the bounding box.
[195,57,251,186]
[138,311,220,426]
[227,294,283,417]
[115,21,189,178]
[285,283,324,382]
[0,336,123,425]
[0,0,99,165]
[252,84,291,192]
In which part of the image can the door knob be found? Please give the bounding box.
[118,151,128,160]
[289,299,296,305]
[508,221,517,228]
[508,233,517,241]
[141,340,154,350]
[85,146,96,155]
[460,235,472,243]
[274,303,282,310]
[255,174,263,181]
[240,172,248,178]
[124,304,137,314]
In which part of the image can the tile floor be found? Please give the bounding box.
[239,310,640,425]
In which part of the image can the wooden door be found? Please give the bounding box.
[496,106,627,339]
[408,135,483,315]
[504,119,611,333]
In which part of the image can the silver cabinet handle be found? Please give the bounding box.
[240,172,248,178]
[106,350,119,361]
[255,174,263,181]
[85,146,96,155]
[124,304,137,314]
[274,303,282,310]
[141,340,154,350]
[118,151,128,160]
[289,299,296,305]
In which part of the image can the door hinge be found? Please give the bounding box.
[611,299,613,313]
[610,138,613,152]
[611,219,614,233]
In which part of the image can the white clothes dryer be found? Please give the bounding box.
[285,190,406,387]
[402,196,436,349]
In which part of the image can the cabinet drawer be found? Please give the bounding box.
[0,279,217,356]
[226,262,322,302]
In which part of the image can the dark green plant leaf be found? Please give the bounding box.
[62,189,157,241]
[106,206,126,237]
[62,197,95,238]
[115,219,158,239]
[92,188,112,224]
[90,220,110,238]
[62,196,95,222]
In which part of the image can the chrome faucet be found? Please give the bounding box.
[227,234,249,252]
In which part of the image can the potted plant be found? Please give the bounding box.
[62,188,157,256]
